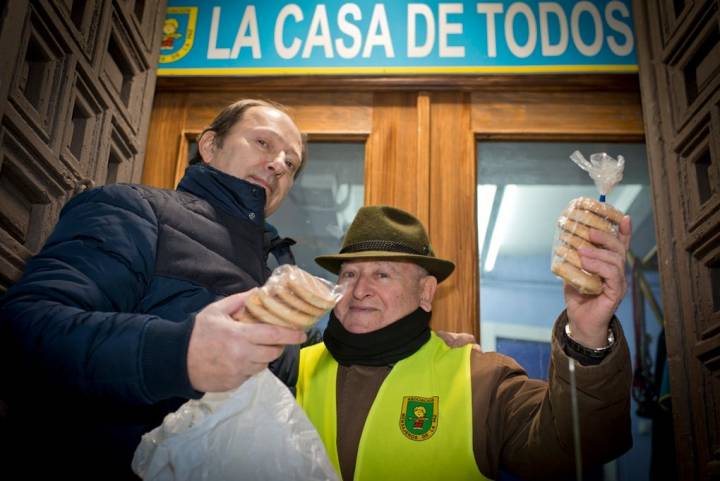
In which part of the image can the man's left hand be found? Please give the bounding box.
[437,330,482,351]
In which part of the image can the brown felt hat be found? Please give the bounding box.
[315,205,455,283]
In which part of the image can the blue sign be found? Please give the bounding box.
[158,0,637,76]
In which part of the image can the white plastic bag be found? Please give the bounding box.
[132,369,339,481]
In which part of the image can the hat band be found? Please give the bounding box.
[340,240,428,256]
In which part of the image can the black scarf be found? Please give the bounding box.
[323,308,431,366]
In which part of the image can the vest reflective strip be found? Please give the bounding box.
[298,334,489,481]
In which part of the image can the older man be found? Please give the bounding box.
[0,99,308,479]
[296,205,632,481]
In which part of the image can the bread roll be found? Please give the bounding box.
[551,260,603,295]
[558,230,594,251]
[562,208,616,234]
[567,197,624,225]
[558,217,593,242]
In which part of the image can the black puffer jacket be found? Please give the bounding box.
[0,164,297,479]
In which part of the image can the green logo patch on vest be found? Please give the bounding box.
[399,396,438,441]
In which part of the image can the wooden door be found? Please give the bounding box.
[0,0,166,293]
[633,0,720,478]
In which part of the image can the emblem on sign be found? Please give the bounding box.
[159,7,198,64]
[399,395,438,441]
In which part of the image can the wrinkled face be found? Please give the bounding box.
[199,106,303,216]
[334,260,437,334]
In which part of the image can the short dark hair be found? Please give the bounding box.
[189,98,308,178]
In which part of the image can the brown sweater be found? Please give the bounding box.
[334,312,632,481]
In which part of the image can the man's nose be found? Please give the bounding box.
[351,275,372,299]
[267,151,288,175]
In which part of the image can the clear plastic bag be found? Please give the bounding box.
[131,368,339,481]
[551,151,626,295]
[234,265,345,329]
[569,150,624,197]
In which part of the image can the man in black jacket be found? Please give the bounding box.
[0,99,307,479]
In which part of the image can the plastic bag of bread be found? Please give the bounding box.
[233,264,345,329]
[551,151,625,295]
[551,197,624,295]
[131,266,343,481]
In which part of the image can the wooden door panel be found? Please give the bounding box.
[428,92,478,338]
[472,90,645,139]
[365,92,421,214]
[180,91,373,133]
[143,91,188,189]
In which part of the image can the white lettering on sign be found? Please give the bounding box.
[274,3,393,59]
[275,4,302,59]
[199,2,635,64]
[336,3,363,58]
[476,3,503,58]
[474,1,633,58]
[208,6,261,59]
[208,7,229,59]
[571,1,602,56]
[439,3,464,57]
[363,4,394,58]
[539,3,567,57]
[407,3,465,58]
[408,4,434,58]
[303,5,333,58]
[505,2,536,58]
[605,1,633,56]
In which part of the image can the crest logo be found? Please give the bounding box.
[399,396,438,441]
[159,7,197,64]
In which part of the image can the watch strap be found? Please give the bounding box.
[564,322,615,360]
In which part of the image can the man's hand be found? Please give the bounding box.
[437,330,482,351]
[187,291,307,393]
[565,215,632,348]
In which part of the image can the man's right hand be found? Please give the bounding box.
[187,291,307,393]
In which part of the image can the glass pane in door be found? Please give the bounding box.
[270,142,365,281]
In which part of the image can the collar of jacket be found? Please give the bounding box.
[264,221,297,265]
[177,163,266,226]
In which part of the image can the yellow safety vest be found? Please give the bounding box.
[298,332,490,481]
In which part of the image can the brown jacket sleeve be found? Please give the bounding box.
[472,311,632,480]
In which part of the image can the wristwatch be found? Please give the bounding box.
[564,322,615,359]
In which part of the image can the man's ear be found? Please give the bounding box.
[419,275,438,312]
[197,130,217,164]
